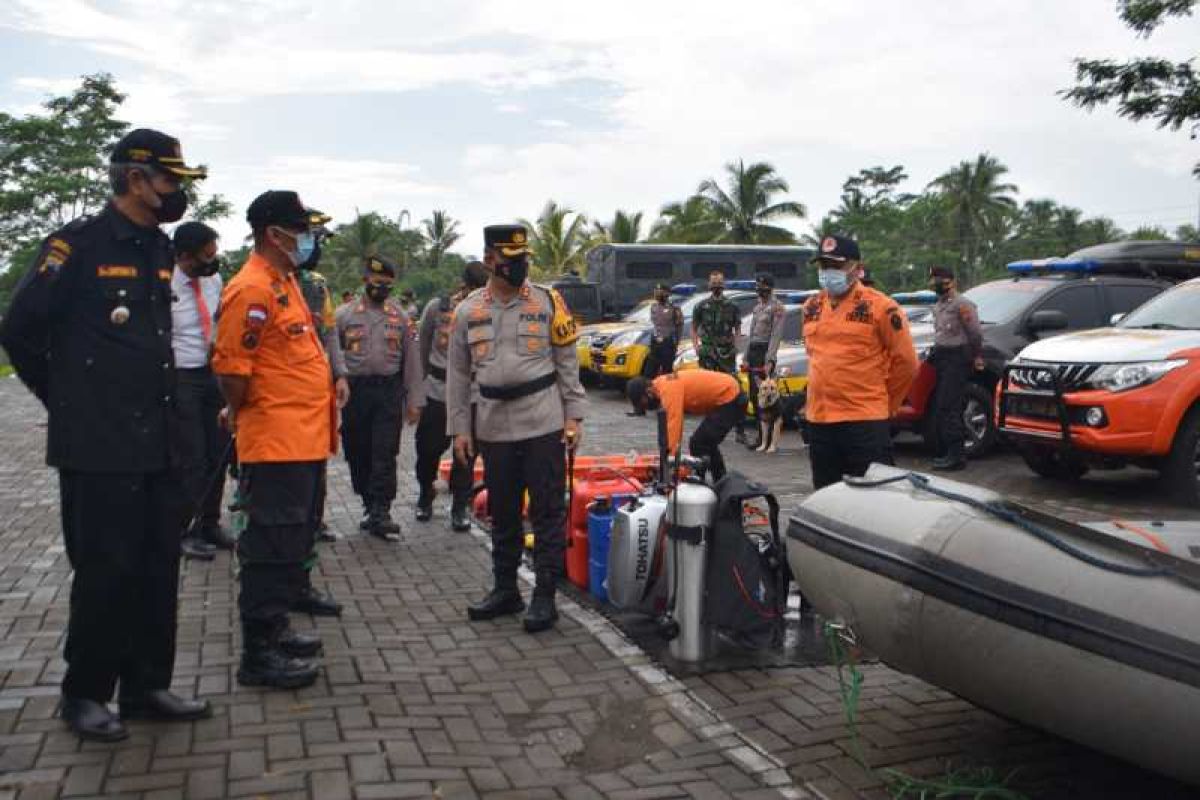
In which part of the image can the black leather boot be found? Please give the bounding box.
[369,506,401,541]
[61,697,128,742]
[523,592,559,633]
[290,585,343,617]
[450,502,471,532]
[359,499,372,531]
[237,625,319,689]
[119,690,212,721]
[416,488,434,522]
[467,586,525,621]
[278,627,323,658]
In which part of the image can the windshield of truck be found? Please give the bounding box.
[1118,281,1200,330]
[963,279,1055,324]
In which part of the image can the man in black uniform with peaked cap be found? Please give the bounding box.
[0,129,212,741]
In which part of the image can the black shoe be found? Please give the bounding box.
[315,522,338,543]
[278,628,323,658]
[467,588,525,621]
[450,505,471,532]
[61,697,128,742]
[625,409,646,417]
[368,509,401,542]
[237,648,319,690]
[119,690,212,722]
[291,586,343,617]
[181,536,216,561]
[416,489,434,522]
[201,524,236,550]
[931,456,967,471]
[523,594,559,633]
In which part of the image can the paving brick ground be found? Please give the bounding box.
[0,375,1195,799]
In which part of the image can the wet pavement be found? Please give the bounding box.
[0,375,1196,799]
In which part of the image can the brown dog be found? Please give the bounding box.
[755,377,783,453]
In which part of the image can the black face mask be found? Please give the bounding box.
[195,257,223,278]
[933,282,951,296]
[298,238,322,272]
[757,289,770,299]
[496,256,529,288]
[655,292,668,303]
[153,188,189,224]
[709,286,723,297]
[366,284,392,303]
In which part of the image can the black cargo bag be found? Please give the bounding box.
[706,472,787,648]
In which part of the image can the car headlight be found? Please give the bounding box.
[678,349,697,363]
[611,330,646,348]
[1086,360,1187,392]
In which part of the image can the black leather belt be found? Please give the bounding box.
[478,372,556,401]
[428,364,447,382]
[349,374,400,386]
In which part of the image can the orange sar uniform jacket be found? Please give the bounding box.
[802,284,918,423]
[211,252,336,463]
[654,370,741,456]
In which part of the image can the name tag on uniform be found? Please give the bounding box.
[97,265,138,278]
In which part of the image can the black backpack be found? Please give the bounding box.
[706,472,787,649]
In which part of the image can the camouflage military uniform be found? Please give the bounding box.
[692,294,740,374]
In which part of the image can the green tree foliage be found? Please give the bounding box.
[519,201,591,278]
[593,210,644,243]
[421,210,462,273]
[927,154,1019,286]
[1063,0,1199,176]
[694,159,806,244]
[649,196,722,243]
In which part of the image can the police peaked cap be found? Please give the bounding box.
[364,255,398,278]
[484,224,531,258]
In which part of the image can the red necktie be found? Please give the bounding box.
[190,277,212,343]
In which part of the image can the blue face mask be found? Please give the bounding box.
[277,228,316,267]
[819,268,852,297]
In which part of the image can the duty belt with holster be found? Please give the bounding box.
[478,372,556,401]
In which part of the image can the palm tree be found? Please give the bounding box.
[321,210,392,288]
[694,159,806,244]
[593,210,644,243]
[649,196,722,243]
[518,201,591,277]
[928,154,1018,285]
[422,210,462,273]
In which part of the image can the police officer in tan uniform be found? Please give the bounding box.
[928,265,983,471]
[335,256,424,540]
[446,225,587,633]
[414,261,488,530]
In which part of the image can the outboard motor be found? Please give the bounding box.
[664,472,719,663]
[606,410,672,613]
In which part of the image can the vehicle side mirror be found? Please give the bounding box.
[1109,312,1125,326]
[1027,309,1069,333]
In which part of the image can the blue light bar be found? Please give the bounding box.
[725,279,757,290]
[670,283,697,296]
[1006,258,1099,274]
[779,290,817,304]
[891,290,937,304]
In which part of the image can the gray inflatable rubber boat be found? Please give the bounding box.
[786,464,1200,785]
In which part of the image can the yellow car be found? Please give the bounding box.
[737,341,809,425]
[577,301,653,375]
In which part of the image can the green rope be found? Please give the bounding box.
[823,622,1029,800]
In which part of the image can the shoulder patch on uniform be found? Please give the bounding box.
[547,287,578,347]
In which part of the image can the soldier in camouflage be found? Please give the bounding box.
[691,271,740,374]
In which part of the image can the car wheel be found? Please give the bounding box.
[1019,446,1089,480]
[1163,407,1200,506]
[962,383,997,459]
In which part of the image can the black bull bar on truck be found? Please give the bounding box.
[998,363,1075,451]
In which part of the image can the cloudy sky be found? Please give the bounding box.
[1,0,1197,256]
